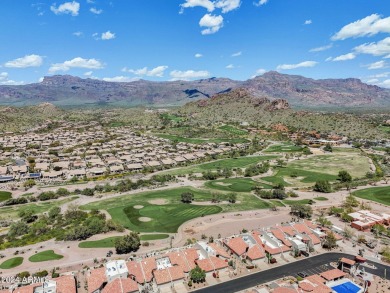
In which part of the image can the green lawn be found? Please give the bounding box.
[28,250,64,262]
[163,155,277,176]
[79,234,170,248]
[315,197,329,201]
[0,191,12,202]
[264,144,303,153]
[155,134,249,144]
[79,236,121,248]
[282,199,314,205]
[81,187,270,233]
[0,257,23,269]
[353,186,390,206]
[218,125,248,135]
[204,178,272,192]
[140,234,170,241]
[0,197,78,220]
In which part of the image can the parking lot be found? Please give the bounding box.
[296,263,333,278]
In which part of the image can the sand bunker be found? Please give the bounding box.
[134,205,144,209]
[139,217,152,222]
[215,182,231,186]
[148,198,168,205]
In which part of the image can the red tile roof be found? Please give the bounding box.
[340,257,355,266]
[225,237,248,256]
[153,266,185,285]
[140,257,157,283]
[320,269,346,281]
[88,267,107,293]
[101,278,138,293]
[126,261,145,284]
[208,242,230,258]
[247,245,265,260]
[270,229,292,247]
[55,275,77,293]
[272,288,296,293]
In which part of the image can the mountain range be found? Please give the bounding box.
[0,71,389,109]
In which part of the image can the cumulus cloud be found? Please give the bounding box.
[101,31,116,40]
[367,60,386,70]
[309,44,333,52]
[170,70,210,80]
[354,37,390,57]
[73,31,83,37]
[226,64,234,69]
[328,53,356,62]
[276,61,317,70]
[332,14,390,41]
[195,53,203,58]
[90,7,102,14]
[254,0,268,6]
[0,72,24,85]
[231,51,242,57]
[123,66,168,77]
[304,20,312,25]
[215,0,241,13]
[49,57,104,73]
[199,14,223,35]
[102,76,138,82]
[180,0,215,13]
[50,1,80,16]
[5,54,43,68]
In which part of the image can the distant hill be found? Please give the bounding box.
[0,72,389,109]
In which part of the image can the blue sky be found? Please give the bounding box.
[1,0,390,87]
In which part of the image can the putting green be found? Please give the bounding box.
[264,144,303,153]
[353,186,390,206]
[0,257,23,269]
[29,250,64,262]
[204,178,272,192]
[0,191,12,202]
[81,187,270,233]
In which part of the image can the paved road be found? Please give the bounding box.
[195,252,390,293]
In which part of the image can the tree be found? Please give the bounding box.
[18,209,37,223]
[343,194,359,209]
[115,232,141,254]
[189,266,206,283]
[181,192,194,203]
[56,188,70,197]
[290,204,312,219]
[8,221,30,238]
[322,231,337,250]
[313,180,332,193]
[338,171,352,183]
[227,193,237,203]
[272,188,287,200]
[23,179,36,189]
[317,215,332,227]
[48,206,61,220]
[343,226,355,240]
[324,143,333,152]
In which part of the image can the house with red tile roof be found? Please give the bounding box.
[13,275,76,293]
[320,269,347,282]
[101,278,139,293]
[153,265,185,287]
[126,261,146,284]
[224,237,249,257]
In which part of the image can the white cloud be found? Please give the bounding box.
[379,79,390,88]
[5,54,43,68]
[309,44,333,52]
[180,0,215,13]
[255,68,266,75]
[102,76,138,82]
[329,52,356,62]
[276,61,318,70]
[73,31,83,37]
[170,70,210,80]
[199,14,223,35]
[50,1,80,16]
[84,71,93,76]
[226,64,234,69]
[332,14,390,41]
[48,57,104,73]
[367,60,386,70]
[124,66,168,77]
[215,0,241,13]
[369,72,390,78]
[0,72,24,85]
[90,7,102,14]
[101,31,116,40]
[366,78,379,84]
[195,53,203,58]
[304,20,312,25]
[231,51,242,57]
[254,0,268,6]
[354,37,390,57]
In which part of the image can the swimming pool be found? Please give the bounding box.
[331,281,361,293]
